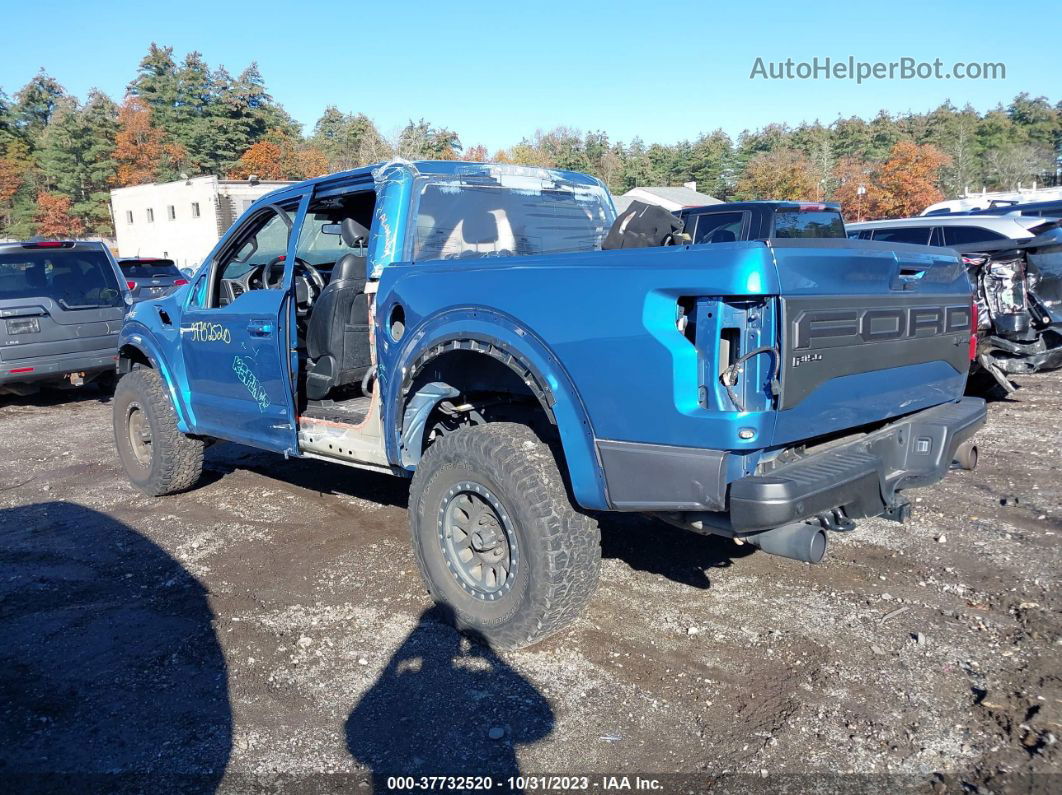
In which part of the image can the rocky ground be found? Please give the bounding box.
[0,373,1059,792]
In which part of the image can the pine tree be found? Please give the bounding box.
[13,70,66,140]
[173,51,215,173]
[311,107,386,171]
[0,89,25,156]
[128,43,179,133]
[80,91,119,232]
[688,130,734,199]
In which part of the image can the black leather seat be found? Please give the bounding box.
[304,219,372,400]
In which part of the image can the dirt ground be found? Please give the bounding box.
[1,373,1060,792]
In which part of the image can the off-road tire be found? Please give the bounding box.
[113,368,204,496]
[409,422,601,649]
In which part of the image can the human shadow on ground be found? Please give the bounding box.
[0,501,231,791]
[346,605,553,786]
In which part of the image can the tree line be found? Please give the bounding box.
[1,43,1060,238]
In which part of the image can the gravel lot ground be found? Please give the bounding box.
[1,373,1059,792]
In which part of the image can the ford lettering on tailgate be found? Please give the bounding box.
[779,296,973,409]
[794,305,972,350]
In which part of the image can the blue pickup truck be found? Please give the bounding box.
[112,161,985,648]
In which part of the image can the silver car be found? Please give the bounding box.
[847,214,1054,247]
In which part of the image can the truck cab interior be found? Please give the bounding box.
[205,189,378,425]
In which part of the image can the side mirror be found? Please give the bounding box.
[180,267,195,278]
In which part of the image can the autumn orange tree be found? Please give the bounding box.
[462,144,489,162]
[0,158,23,207]
[735,149,820,200]
[227,130,329,180]
[114,96,167,185]
[868,141,950,219]
[290,146,328,178]
[227,140,284,180]
[35,192,84,238]
[0,157,23,232]
[830,156,876,221]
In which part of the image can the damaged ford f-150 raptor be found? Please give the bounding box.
[112,161,986,649]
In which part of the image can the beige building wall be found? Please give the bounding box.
[110,176,295,270]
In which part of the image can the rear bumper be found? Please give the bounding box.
[728,397,986,532]
[0,351,116,387]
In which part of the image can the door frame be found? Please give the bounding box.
[179,190,311,452]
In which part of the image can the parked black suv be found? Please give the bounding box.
[0,241,127,396]
[118,257,189,302]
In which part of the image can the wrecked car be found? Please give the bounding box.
[112,161,985,650]
[957,224,1062,389]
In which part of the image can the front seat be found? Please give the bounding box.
[709,228,736,243]
[304,218,373,400]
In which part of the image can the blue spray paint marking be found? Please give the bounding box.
[232,355,269,411]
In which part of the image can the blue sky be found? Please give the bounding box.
[3,0,1058,151]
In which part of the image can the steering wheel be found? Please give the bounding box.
[265,255,325,316]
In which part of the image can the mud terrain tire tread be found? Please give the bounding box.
[113,368,204,496]
[409,422,601,650]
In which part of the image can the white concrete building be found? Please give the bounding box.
[110,176,295,269]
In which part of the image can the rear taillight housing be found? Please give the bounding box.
[126,281,137,290]
[173,278,188,286]
[969,300,979,361]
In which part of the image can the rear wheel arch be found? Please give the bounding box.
[390,329,608,511]
[396,338,555,455]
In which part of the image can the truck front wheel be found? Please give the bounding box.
[113,368,204,496]
[408,422,601,649]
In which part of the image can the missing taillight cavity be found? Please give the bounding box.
[719,327,740,376]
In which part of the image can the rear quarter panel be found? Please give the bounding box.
[376,243,782,507]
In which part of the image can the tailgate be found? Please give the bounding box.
[769,239,973,445]
[0,299,124,362]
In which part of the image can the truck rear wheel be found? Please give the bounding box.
[113,368,204,496]
[408,422,601,649]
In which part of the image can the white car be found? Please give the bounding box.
[847,215,1052,247]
